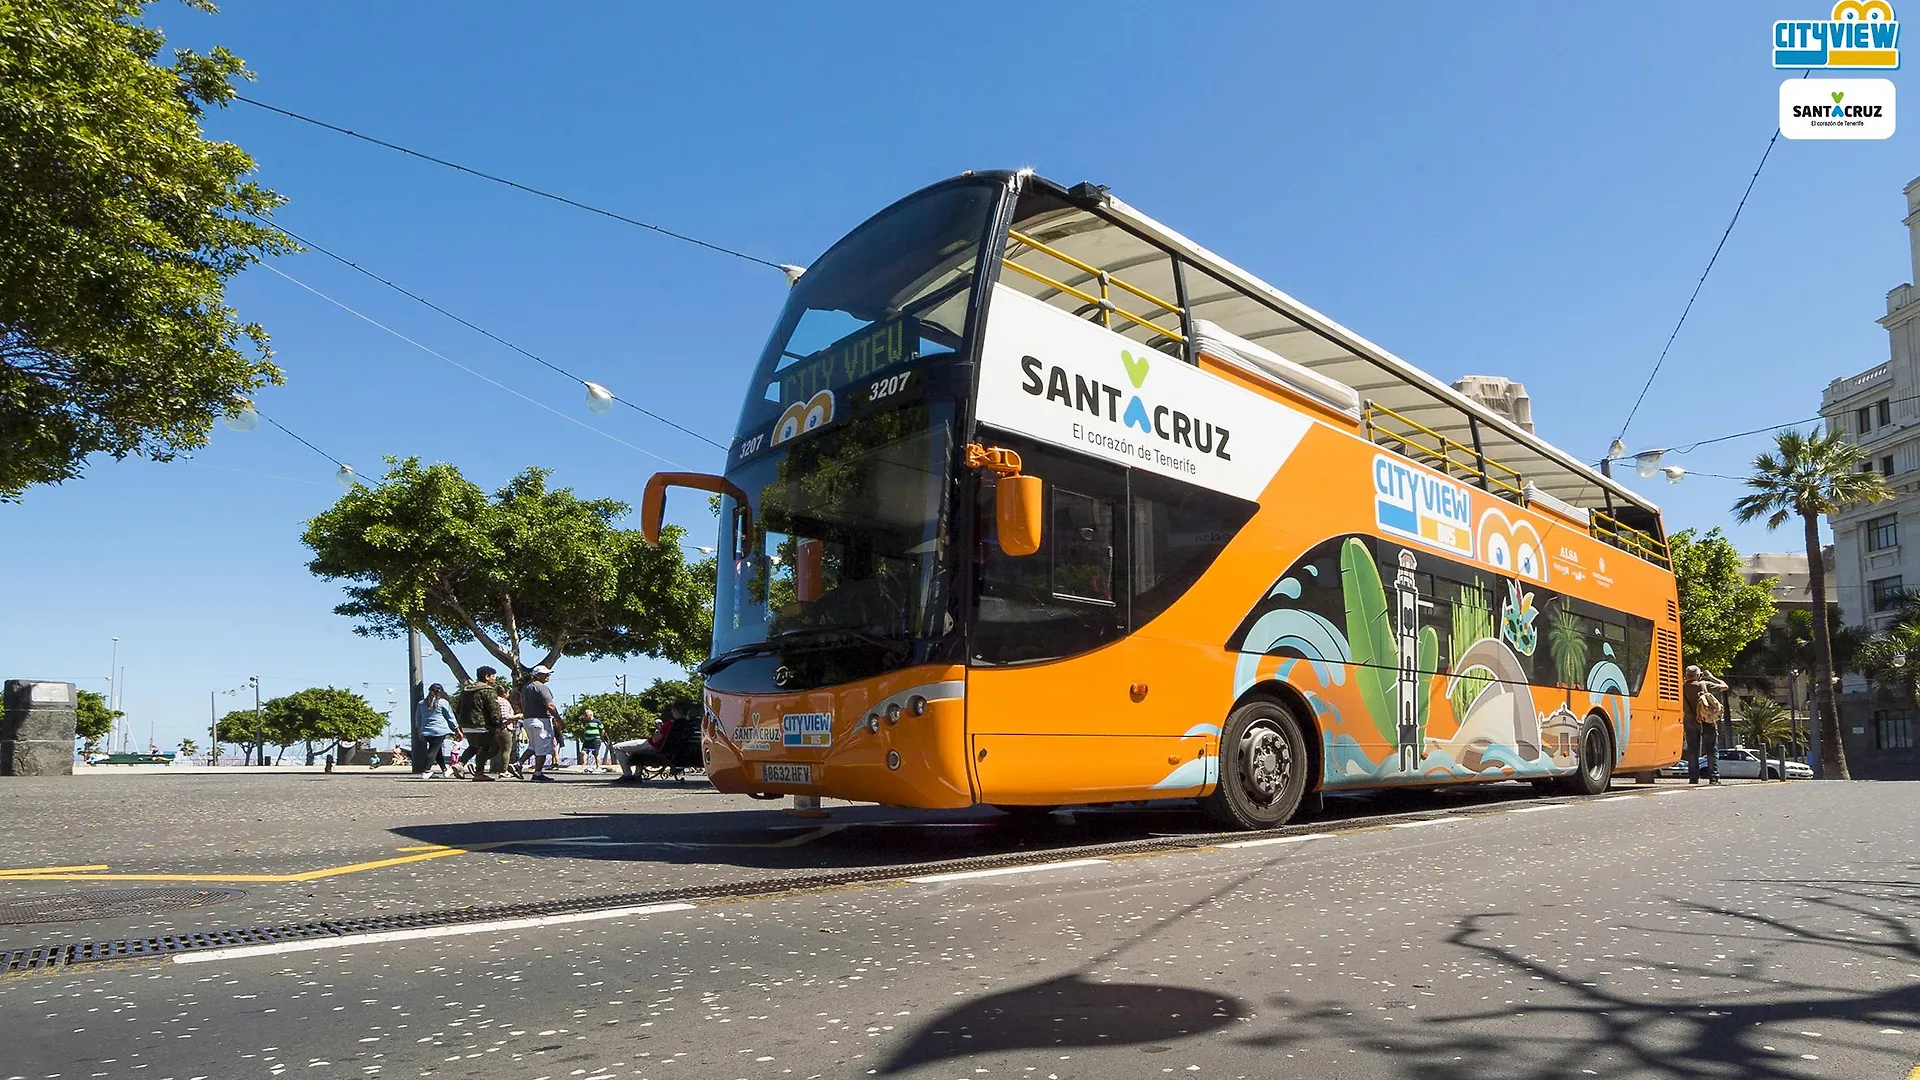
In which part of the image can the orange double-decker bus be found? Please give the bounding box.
[644,171,1684,828]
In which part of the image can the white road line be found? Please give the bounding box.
[1598,795,1642,802]
[1219,832,1333,849]
[906,858,1109,884]
[171,903,696,965]
[1507,804,1568,813]
[1386,818,1463,829]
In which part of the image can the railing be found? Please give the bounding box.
[1822,363,1891,407]
[1591,510,1672,570]
[1363,401,1524,501]
[1001,229,1186,344]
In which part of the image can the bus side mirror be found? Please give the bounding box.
[641,472,752,547]
[996,474,1043,557]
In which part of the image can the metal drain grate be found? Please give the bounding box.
[0,788,1640,975]
[0,888,246,927]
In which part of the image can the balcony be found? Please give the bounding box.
[1823,363,1892,409]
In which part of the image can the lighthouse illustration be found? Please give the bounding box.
[1393,548,1421,773]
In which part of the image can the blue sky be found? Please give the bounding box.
[2,1,1912,751]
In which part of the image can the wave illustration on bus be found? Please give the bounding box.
[642,170,1685,829]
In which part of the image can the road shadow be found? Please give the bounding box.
[386,781,1554,873]
[1233,877,1920,1079]
[880,869,1260,1073]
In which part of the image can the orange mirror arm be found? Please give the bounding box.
[641,472,750,546]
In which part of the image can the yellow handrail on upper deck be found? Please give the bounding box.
[1591,510,1672,570]
[1001,228,1186,344]
[1363,401,1525,500]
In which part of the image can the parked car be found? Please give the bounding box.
[1657,748,1810,779]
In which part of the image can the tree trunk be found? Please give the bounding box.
[1802,510,1850,779]
[419,621,471,685]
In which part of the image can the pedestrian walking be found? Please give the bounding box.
[578,707,605,773]
[457,667,501,782]
[494,683,521,777]
[518,665,559,781]
[1684,664,1729,786]
[417,684,458,778]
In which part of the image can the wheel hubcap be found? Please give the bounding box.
[1239,720,1292,805]
[1583,728,1605,780]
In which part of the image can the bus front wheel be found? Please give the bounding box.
[1552,714,1614,796]
[1202,698,1310,830]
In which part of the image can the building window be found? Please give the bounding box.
[1862,462,1876,473]
[1884,455,1897,477]
[1879,398,1893,426]
[1858,405,1874,433]
[1872,575,1906,612]
[1875,710,1915,750]
[1868,514,1899,551]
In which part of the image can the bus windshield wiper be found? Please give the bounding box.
[698,640,781,676]
[770,625,907,654]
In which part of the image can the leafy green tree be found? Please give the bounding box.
[177,737,198,761]
[1669,528,1776,674]
[636,675,702,718]
[1736,694,1798,761]
[302,458,714,685]
[262,687,387,765]
[213,707,264,765]
[1855,620,1920,709]
[0,0,295,501]
[73,689,119,753]
[561,691,656,745]
[1734,427,1892,779]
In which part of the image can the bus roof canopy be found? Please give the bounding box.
[999,173,1658,520]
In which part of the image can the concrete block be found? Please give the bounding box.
[3,679,77,777]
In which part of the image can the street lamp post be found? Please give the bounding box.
[106,637,119,755]
[250,676,263,767]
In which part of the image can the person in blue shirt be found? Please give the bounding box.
[416,683,459,778]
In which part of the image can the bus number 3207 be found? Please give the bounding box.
[869,372,911,402]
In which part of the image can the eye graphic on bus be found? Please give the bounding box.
[770,390,836,446]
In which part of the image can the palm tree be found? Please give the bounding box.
[1737,694,1795,752]
[1547,603,1589,707]
[1733,427,1892,779]
[1856,617,1920,704]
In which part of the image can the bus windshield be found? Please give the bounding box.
[712,180,1000,668]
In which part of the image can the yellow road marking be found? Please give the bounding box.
[0,837,590,884]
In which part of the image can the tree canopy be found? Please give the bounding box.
[0,0,294,500]
[561,676,703,744]
[302,457,714,683]
[214,688,386,764]
[73,689,119,748]
[1669,528,1775,675]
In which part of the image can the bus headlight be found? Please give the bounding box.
[886,750,901,770]
[867,713,881,733]
[886,703,902,725]
[909,695,927,716]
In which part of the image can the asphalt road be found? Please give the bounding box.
[2,778,1916,1079]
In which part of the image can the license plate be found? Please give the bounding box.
[762,763,813,785]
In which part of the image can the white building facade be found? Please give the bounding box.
[1818,175,1920,777]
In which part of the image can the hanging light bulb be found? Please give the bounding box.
[1634,449,1665,479]
[779,264,807,287]
[336,463,357,488]
[1663,465,1687,484]
[224,403,259,433]
[1607,437,1627,462]
[584,381,615,414]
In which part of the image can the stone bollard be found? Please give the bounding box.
[2,680,78,776]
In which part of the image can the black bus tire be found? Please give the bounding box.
[1554,714,1614,796]
[1202,697,1310,830]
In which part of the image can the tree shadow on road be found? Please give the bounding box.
[1234,878,1920,1079]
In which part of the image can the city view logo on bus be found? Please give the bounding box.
[771,390,834,446]
[782,711,832,748]
[1017,347,1233,471]
[1775,1,1900,68]
[1372,454,1473,557]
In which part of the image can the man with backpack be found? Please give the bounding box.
[457,667,502,782]
[1684,665,1729,786]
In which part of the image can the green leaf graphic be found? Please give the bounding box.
[1340,538,1399,748]
[1120,349,1151,389]
[1831,91,1845,104]
[1416,624,1438,741]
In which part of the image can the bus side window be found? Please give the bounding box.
[1128,470,1257,629]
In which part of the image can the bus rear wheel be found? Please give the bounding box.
[1552,714,1613,796]
[1202,698,1310,830]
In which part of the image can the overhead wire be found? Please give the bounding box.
[258,262,688,468]
[1613,70,1810,447]
[256,217,729,451]
[233,95,787,272]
